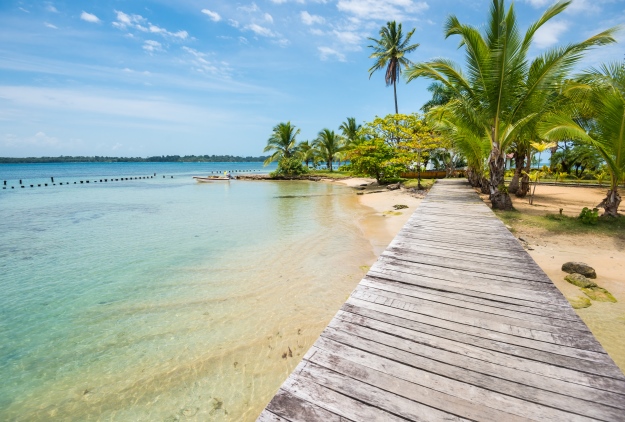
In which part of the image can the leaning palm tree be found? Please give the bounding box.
[368,21,419,114]
[313,129,344,171]
[541,63,625,216]
[263,122,300,166]
[406,0,616,209]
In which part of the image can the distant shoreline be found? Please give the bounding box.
[0,155,269,164]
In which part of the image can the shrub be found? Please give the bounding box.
[579,207,598,225]
[271,157,308,177]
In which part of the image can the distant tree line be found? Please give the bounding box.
[0,155,269,164]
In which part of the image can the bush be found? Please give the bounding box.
[271,157,308,177]
[579,207,599,225]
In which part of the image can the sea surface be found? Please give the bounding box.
[0,162,376,421]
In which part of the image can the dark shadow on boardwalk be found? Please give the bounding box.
[258,179,625,421]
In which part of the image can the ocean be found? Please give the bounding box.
[0,162,376,421]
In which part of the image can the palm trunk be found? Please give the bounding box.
[488,143,513,210]
[516,150,532,198]
[508,152,524,194]
[393,79,398,114]
[598,178,621,217]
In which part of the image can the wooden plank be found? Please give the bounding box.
[258,179,625,421]
[341,303,625,381]
[256,409,292,422]
[345,297,614,364]
[303,347,528,422]
[312,336,592,421]
[362,274,585,325]
[329,314,625,405]
[356,280,590,333]
[265,389,342,422]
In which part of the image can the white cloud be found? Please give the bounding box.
[264,13,274,23]
[19,7,29,13]
[523,0,550,7]
[113,10,188,39]
[239,36,249,44]
[534,20,568,48]
[80,11,100,23]
[246,24,276,37]
[228,19,240,28]
[318,46,346,61]
[238,3,260,13]
[523,0,602,14]
[201,9,221,22]
[143,40,164,53]
[301,11,325,25]
[46,5,58,13]
[337,0,429,20]
[333,30,361,46]
[270,0,288,3]
[310,28,325,36]
[44,22,58,29]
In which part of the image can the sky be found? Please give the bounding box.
[0,0,623,157]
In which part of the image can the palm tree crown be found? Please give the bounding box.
[263,121,301,166]
[339,117,362,147]
[314,129,344,171]
[368,21,419,114]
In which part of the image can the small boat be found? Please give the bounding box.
[193,176,233,182]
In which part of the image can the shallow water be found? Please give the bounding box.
[0,163,375,420]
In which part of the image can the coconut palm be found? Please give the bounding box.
[263,122,301,166]
[540,63,625,216]
[297,141,314,168]
[339,117,362,148]
[314,129,344,171]
[368,21,419,114]
[421,82,455,113]
[406,0,616,209]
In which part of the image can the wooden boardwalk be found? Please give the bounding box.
[258,179,625,421]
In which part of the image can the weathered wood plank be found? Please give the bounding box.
[341,303,625,381]
[258,179,625,421]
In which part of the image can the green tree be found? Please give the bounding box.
[406,0,616,209]
[421,82,455,113]
[339,117,362,148]
[297,141,314,168]
[368,21,419,114]
[313,129,344,171]
[347,139,399,183]
[541,63,625,216]
[263,122,301,166]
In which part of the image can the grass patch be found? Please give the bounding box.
[495,209,625,237]
[308,170,352,179]
[402,179,437,190]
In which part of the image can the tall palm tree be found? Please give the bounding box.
[339,117,362,147]
[263,122,300,166]
[368,21,419,114]
[541,63,625,216]
[314,129,344,171]
[421,82,455,113]
[406,0,616,210]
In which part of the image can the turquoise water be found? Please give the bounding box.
[0,163,375,421]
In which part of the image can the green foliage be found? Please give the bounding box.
[264,122,301,166]
[347,138,399,183]
[271,156,308,177]
[579,207,599,225]
[496,209,625,236]
[313,129,345,172]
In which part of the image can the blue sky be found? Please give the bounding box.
[1,0,622,157]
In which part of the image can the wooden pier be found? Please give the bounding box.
[258,179,625,421]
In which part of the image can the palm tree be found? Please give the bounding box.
[263,122,300,166]
[339,117,362,147]
[297,141,314,168]
[314,129,344,171]
[541,63,625,216]
[406,0,616,209]
[368,21,419,114]
[421,82,455,113]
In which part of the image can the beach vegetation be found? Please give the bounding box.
[271,156,308,177]
[540,62,625,217]
[406,0,617,210]
[368,21,419,114]
[297,141,315,168]
[313,129,345,172]
[263,121,301,166]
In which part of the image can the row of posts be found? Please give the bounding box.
[2,169,262,190]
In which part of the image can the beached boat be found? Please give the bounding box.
[193,176,233,182]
